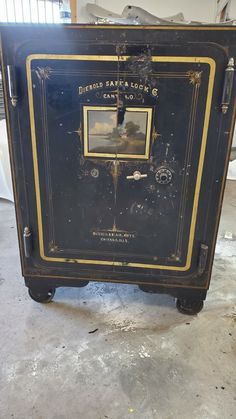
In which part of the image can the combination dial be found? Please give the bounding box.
[155,167,173,185]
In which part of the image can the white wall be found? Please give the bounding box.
[228,0,236,19]
[77,0,92,23]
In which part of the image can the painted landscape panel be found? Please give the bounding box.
[87,109,148,155]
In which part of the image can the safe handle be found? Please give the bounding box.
[221,57,234,114]
[7,65,18,107]
[126,171,148,181]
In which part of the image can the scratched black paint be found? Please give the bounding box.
[1,24,236,306]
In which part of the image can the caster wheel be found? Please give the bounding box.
[176,298,204,315]
[28,288,56,303]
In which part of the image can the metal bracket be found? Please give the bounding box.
[198,243,208,275]
[23,227,32,258]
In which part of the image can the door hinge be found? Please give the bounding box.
[7,65,18,107]
[221,57,234,114]
[23,227,32,258]
[198,243,208,275]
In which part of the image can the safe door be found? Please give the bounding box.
[2,25,233,287]
[26,50,216,273]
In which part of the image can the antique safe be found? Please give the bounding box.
[1,24,236,314]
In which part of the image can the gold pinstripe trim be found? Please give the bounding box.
[26,54,216,271]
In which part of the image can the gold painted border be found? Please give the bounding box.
[175,78,200,256]
[26,54,216,271]
[65,24,236,31]
[83,105,152,159]
[4,23,236,32]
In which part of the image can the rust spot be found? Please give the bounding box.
[116,43,127,56]
[127,50,152,79]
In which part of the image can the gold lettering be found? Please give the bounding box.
[78,86,84,95]
[78,80,153,96]
[152,88,158,96]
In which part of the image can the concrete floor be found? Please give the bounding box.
[0,182,235,419]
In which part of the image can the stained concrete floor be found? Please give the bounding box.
[0,182,236,419]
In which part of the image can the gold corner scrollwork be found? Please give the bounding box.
[35,67,52,80]
[187,70,202,86]
[152,128,161,142]
[109,160,122,184]
[68,125,82,145]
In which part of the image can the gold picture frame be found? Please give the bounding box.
[83,106,153,159]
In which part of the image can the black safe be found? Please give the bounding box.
[1,24,236,314]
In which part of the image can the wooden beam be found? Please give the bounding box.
[70,0,77,23]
